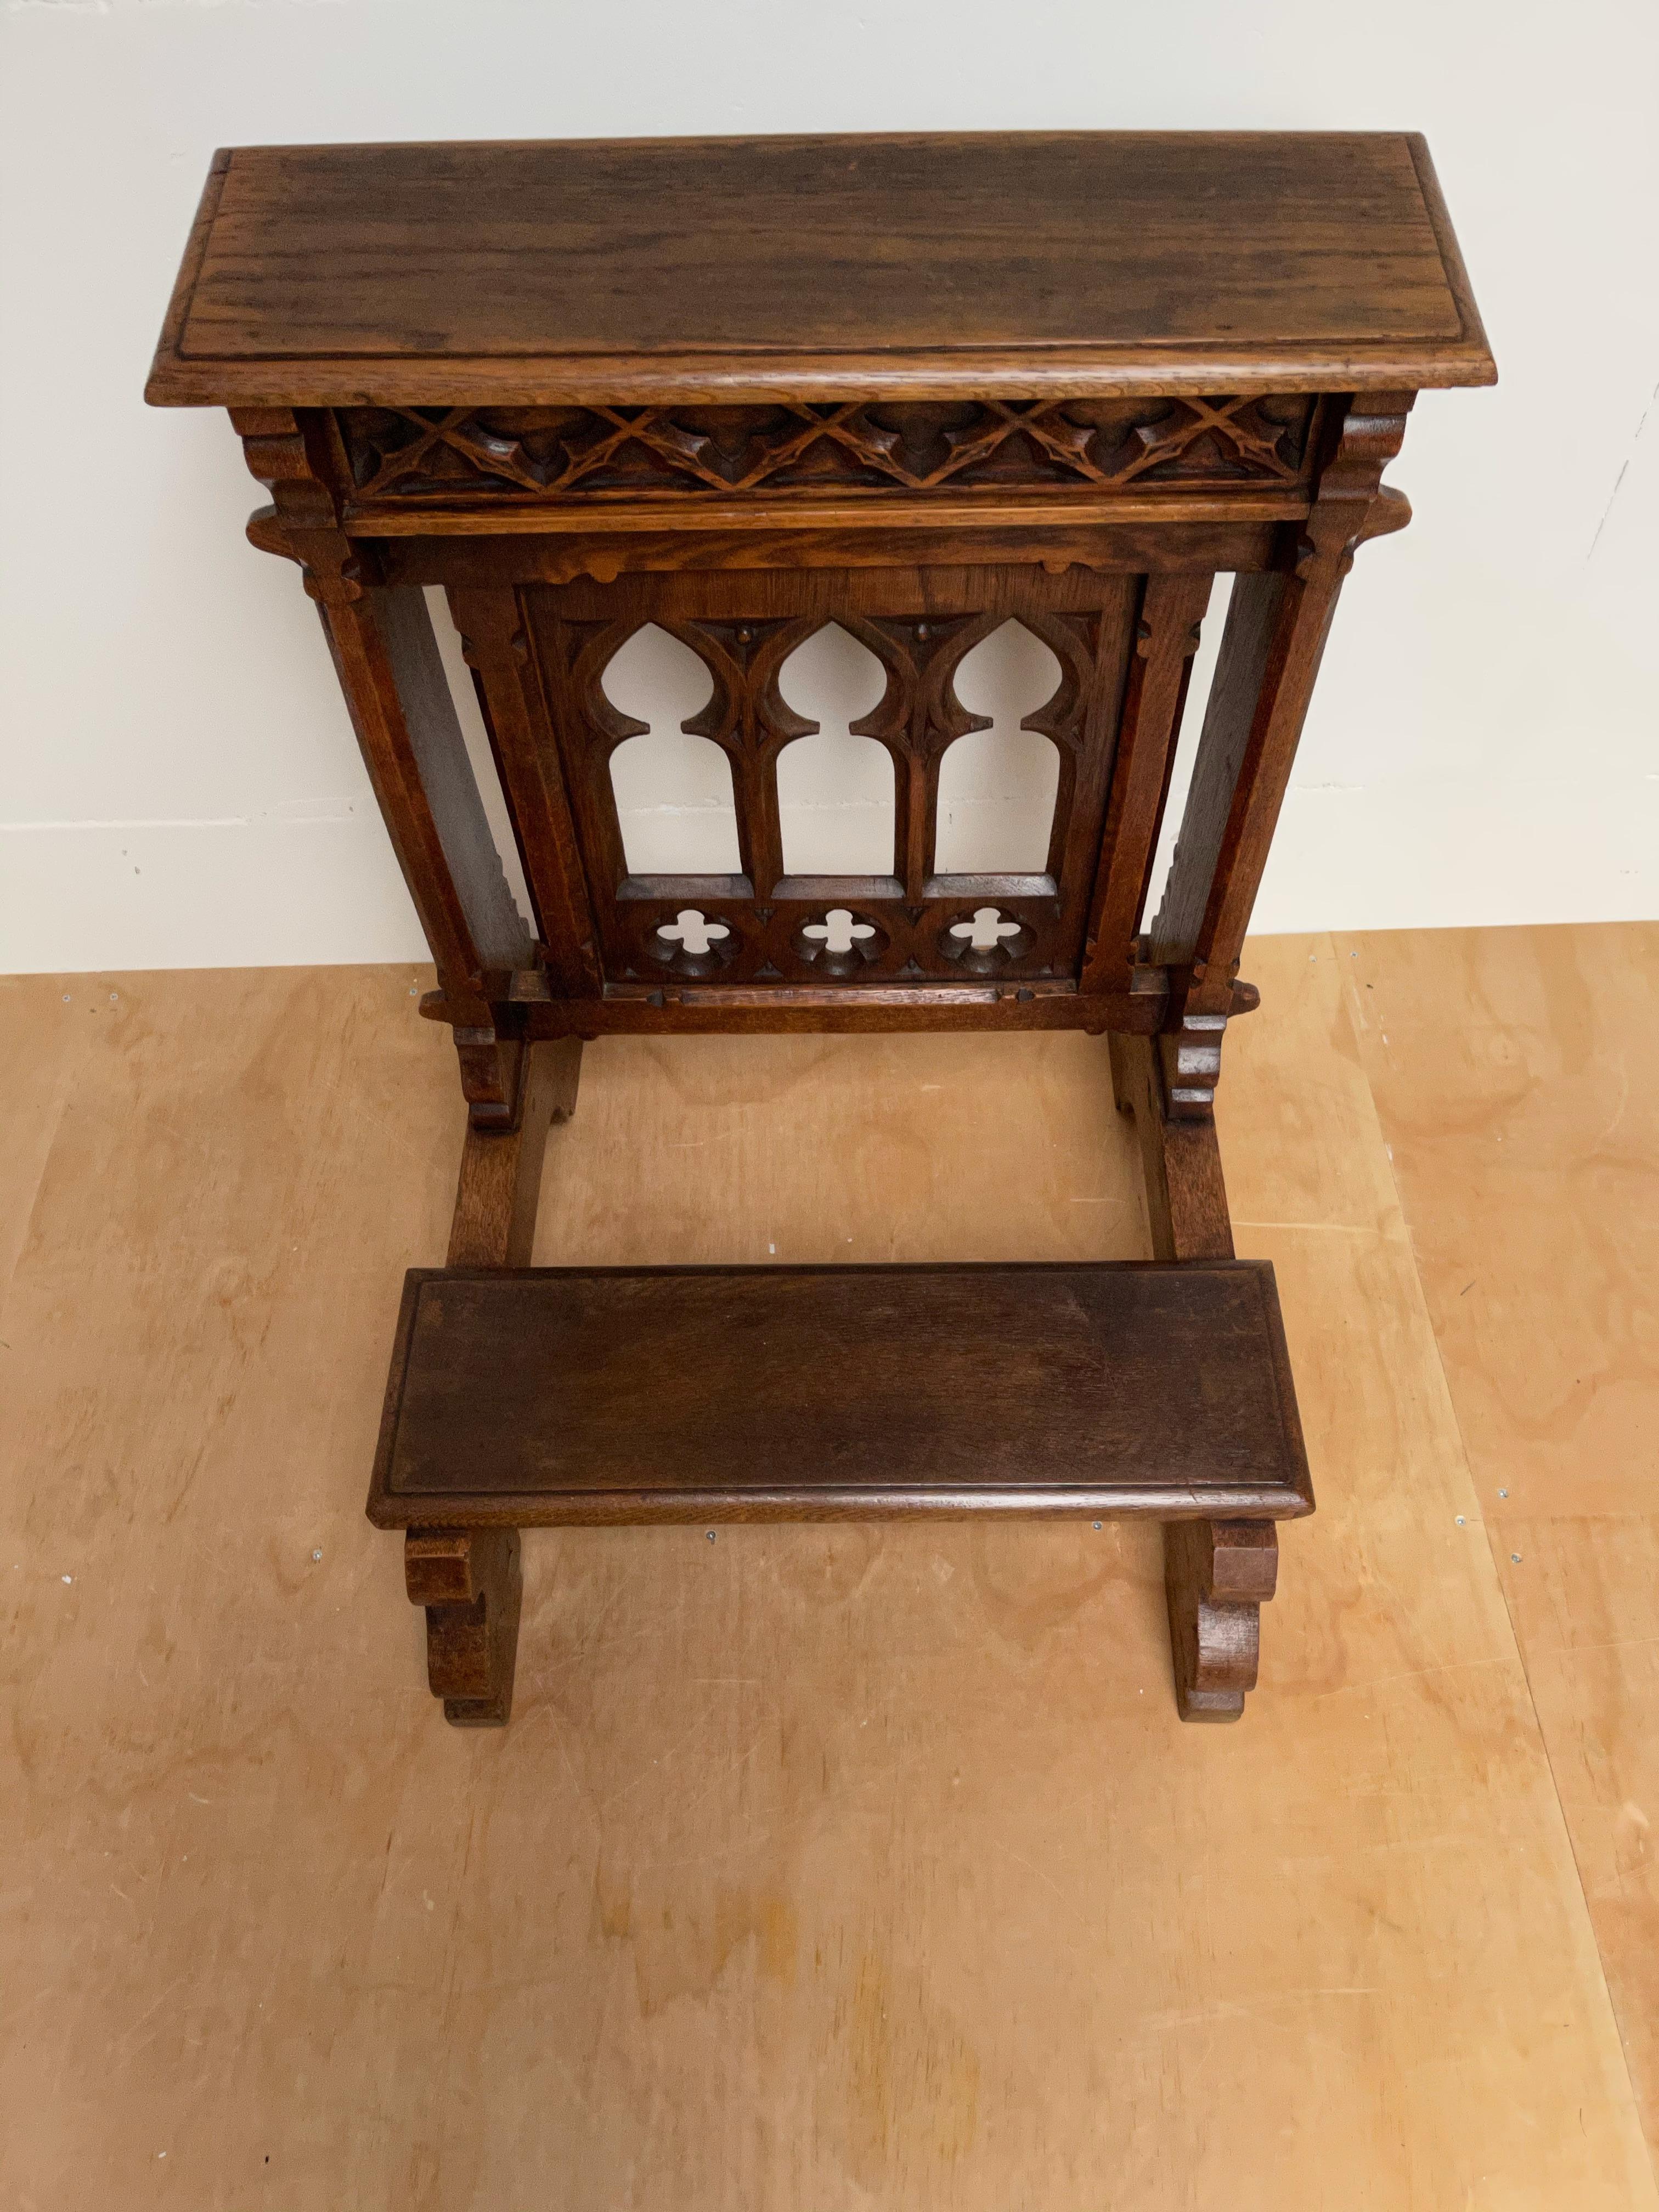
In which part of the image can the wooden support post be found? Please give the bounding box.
[447,586,603,1002]
[447,1036,580,1269]
[1102,402,1406,1718]
[403,1039,581,1723]
[231,411,539,1119]
[321,583,538,1125]
[1109,1030,1233,1265]
[319,582,533,1000]
[1144,397,1415,1118]
[1110,1029,1282,1722]
[1082,571,1214,995]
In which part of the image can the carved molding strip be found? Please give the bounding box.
[337,396,1319,504]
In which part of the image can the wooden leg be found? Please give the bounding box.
[1113,1031,1289,1722]
[311,580,536,1029]
[388,1037,580,1725]
[1164,1519,1278,1723]
[454,1024,527,1131]
[447,1035,580,1268]
[405,1527,523,1727]
[1109,1030,1233,1263]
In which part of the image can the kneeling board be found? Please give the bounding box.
[368,1261,1313,1527]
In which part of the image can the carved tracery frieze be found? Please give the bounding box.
[336,395,1320,504]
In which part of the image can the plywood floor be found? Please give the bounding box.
[0,927,1654,2210]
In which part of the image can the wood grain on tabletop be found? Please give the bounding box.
[145,133,1494,406]
[1340,919,1659,2162]
[0,937,1651,2209]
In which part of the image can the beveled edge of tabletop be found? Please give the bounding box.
[144,134,1496,409]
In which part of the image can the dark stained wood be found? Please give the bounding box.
[522,566,1141,986]
[517,559,1207,623]
[149,131,1493,1722]
[1148,570,1289,975]
[1110,1030,1299,1719]
[1165,1519,1279,1722]
[147,134,1494,406]
[393,1040,578,1722]
[446,585,602,997]
[335,397,1329,517]
[368,1260,1313,1526]
[232,405,535,1053]
[366,516,1286,594]
[404,1527,523,1726]
[229,411,540,1031]
[1147,396,1415,1073]
[500,977,1172,1039]
[315,584,528,1028]
[368,585,532,968]
[1082,572,1213,993]
[446,1037,580,1269]
[1109,1032,1235,1264]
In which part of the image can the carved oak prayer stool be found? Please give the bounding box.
[148,131,1493,1726]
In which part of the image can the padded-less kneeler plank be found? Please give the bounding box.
[368,1261,1313,1525]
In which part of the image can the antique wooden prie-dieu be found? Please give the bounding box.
[148,133,1493,1724]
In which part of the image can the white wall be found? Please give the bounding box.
[2,0,1655,974]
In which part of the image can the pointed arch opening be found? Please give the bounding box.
[774,623,895,878]
[603,624,740,876]
[933,619,1062,876]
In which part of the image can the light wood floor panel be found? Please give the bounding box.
[0,979,101,1321]
[1343,921,1659,2171]
[0,941,1652,2208]
[1338,923,1658,1522]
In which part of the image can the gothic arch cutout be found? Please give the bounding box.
[603,624,741,874]
[934,619,1063,874]
[774,623,896,877]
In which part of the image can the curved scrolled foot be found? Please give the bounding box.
[1165,1519,1278,1723]
[405,1527,522,1727]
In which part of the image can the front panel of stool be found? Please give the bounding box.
[488,561,1211,999]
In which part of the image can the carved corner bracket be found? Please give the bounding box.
[232,407,374,605]
[1297,392,1417,579]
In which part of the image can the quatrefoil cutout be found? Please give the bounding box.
[804,909,875,955]
[940,905,1032,970]
[647,907,735,975]
[953,907,1021,951]
[792,906,887,977]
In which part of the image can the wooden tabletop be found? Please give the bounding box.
[147,132,1494,408]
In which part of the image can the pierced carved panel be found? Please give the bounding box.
[621,891,1064,989]
[337,396,1320,504]
[516,568,1161,992]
